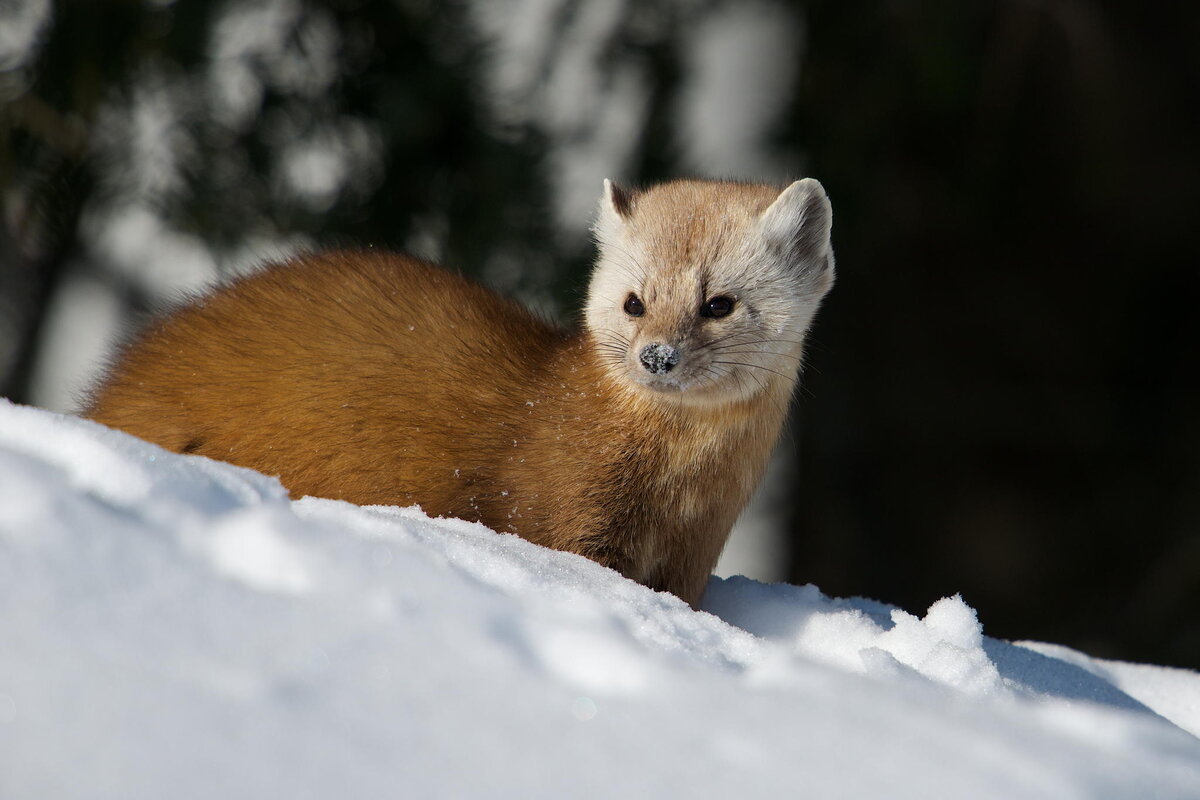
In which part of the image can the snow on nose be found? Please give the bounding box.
[639,343,680,375]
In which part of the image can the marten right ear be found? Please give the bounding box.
[593,179,638,244]
[758,178,833,266]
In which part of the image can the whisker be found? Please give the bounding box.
[712,349,805,363]
[710,340,805,353]
[738,368,790,417]
[793,374,817,400]
[696,364,789,417]
[709,331,808,348]
[706,329,756,348]
[712,360,796,382]
[598,330,632,346]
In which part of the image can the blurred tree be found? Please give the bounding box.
[1,0,557,404]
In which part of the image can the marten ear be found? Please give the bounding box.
[593,179,637,244]
[602,179,636,223]
[758,178,833,266]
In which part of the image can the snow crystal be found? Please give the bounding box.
[877,596,1004,697]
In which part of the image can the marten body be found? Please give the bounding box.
[87,179,835,607]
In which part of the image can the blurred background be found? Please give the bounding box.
[2,0,1197,667]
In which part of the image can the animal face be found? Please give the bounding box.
[585,178,835,406]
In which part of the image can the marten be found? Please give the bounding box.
[86,178,835,608]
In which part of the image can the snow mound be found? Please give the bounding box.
[1,398,1199,799]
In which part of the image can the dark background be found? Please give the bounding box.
[2,1,1197,667]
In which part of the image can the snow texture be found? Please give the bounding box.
[1,398,1199,798]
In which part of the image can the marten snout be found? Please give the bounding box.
[639,342,680,375]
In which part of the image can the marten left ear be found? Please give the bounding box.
[758,178,833,266]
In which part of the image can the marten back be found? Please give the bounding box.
[89,250,573,506]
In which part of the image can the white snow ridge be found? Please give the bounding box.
[1,397,1199,798]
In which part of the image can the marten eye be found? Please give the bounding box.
[701,295,735,318]
[623,293,645,317]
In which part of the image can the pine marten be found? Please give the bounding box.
[86,178,835,607]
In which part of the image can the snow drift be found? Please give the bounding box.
[1,398,1198,798]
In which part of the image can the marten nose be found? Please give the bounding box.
[639,343,680,375]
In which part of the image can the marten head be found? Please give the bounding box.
[585,178,835,406]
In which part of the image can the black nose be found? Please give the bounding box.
[639,343,680,375]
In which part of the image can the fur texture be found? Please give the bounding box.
[86,179,835,607]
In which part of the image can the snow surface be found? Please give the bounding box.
[2,398,1200,798]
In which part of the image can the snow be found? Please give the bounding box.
[2,398,1199,798]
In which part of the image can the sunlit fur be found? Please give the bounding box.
[87,179,834,609]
